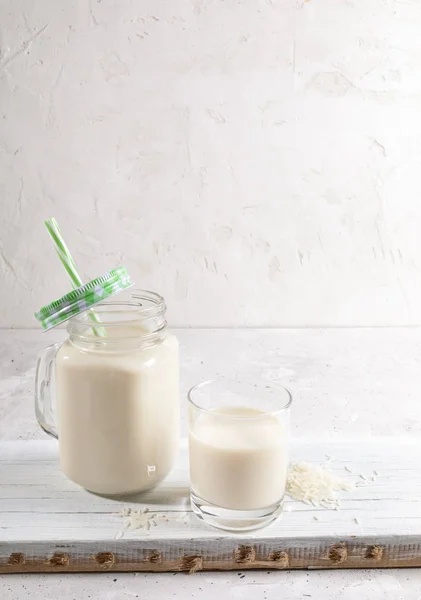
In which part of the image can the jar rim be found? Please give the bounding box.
[69,289,166,328]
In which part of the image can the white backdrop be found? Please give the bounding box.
[1,0,421,327]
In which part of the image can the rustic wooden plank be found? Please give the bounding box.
[2,537,421,573]
[1,438,421,572]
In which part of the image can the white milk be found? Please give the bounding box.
[189,407,287,510]
[55,327,179,495]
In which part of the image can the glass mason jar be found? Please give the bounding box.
[35,290,179,495]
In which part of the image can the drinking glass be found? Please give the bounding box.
[188,379,292,531]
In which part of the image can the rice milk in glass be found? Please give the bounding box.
[188,379,291,531]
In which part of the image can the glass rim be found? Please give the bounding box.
[187,378,292,419]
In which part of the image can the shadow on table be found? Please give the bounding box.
[91,484,190,507]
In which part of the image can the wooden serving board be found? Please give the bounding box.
[1,438,421,573]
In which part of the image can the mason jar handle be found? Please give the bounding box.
[35,342,60,439]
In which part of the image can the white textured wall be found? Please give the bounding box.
[1,0,421,327]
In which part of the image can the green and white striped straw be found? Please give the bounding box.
[45,218,104,336]
[45,218,83,289]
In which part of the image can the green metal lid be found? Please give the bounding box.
[34,266,133,330]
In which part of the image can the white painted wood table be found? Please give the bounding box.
[1,329,421,598]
